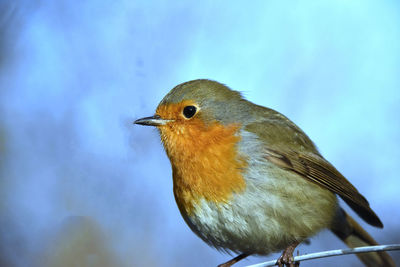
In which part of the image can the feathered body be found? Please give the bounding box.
[135,79,395,266]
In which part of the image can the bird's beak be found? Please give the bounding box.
[134,115,173,126]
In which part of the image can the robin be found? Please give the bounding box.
[134,79,394,267]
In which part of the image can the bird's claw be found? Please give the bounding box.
[276,254,299,267]
[276,242,300,267]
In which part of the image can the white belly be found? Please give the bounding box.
[182,166,338,255]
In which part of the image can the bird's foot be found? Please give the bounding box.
[217,253,249,267]
[276,242,300,267]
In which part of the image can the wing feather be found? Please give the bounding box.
[245,118,382,228]
[264,148,383,228]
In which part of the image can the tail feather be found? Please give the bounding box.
[331,210,395,267]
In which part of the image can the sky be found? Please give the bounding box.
[0,1,400,266]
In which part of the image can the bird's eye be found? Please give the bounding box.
[183,105,197,119]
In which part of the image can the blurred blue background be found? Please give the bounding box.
[0,1,399,266]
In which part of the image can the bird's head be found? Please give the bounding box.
[134,80,252,156]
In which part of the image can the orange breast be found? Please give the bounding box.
[157,103,247,216]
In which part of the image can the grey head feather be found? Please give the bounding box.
[158,79,318,151]
[158,79,258,125]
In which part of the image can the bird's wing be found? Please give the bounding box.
[245,119,383,228]
[263,146,383,228]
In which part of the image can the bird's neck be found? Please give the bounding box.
[159,122,247,216]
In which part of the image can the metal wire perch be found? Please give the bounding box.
[245,244,400,267]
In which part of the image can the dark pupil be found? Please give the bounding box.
[183,106,197,118]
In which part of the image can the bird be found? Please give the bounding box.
[134,79,395,267]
